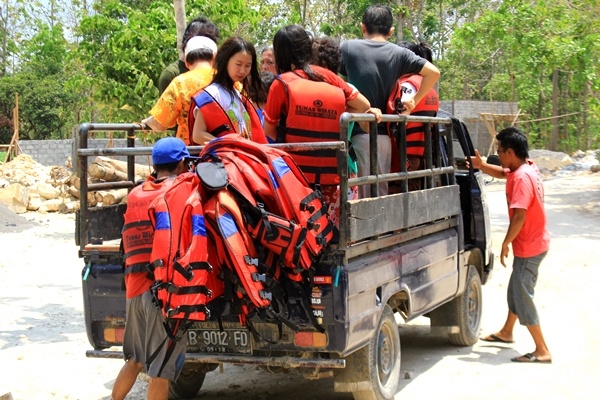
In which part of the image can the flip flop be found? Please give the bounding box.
[511,353,552,364]
[480,333,514,344]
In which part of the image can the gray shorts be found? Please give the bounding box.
[123,291,187,381]
[507,251,547,326]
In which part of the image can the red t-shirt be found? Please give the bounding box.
[263,65,358,126]
[505,161,550,257]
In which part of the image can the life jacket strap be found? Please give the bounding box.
[165,283,213,297]
[299,190,321,213]
[124,262,149,275]
[148,259,163,273]
[166,304,211,319]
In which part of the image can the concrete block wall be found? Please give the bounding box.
[18,138,148,168]
[19,139,73,167]
[439,100,519,156]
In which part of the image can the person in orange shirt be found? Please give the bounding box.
[143,36,218,144]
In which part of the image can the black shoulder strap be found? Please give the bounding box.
[274,75,292,143]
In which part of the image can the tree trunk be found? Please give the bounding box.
[395,0,405,43]
[89,162,128,182]
[583,82,590,149]
[102,189,128,205]
[550,69,559,151]
[88,156,151,182]
[174,0,187,60]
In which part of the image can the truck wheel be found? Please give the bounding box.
[448,265,482,346]
[168,363,217,400]
[351,305,401,400]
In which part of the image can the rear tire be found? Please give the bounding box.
[448,265,482,346]
[349,305,401,400]
[168,363,217,400]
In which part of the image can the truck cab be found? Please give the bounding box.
[76,112,493,400]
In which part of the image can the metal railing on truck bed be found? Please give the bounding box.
[74,114,457,258]
[335,113,459,261]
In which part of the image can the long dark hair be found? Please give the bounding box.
[273,25,323,82]
[399,41,433,63]
[212,36,265,102]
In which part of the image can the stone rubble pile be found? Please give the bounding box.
[0,149,598,214]
[0,154,151,214]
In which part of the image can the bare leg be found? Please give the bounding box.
[497,311,518,340]
[111,359,143,400]
[481,311,517,342]
[525,324,552,360]
[147,377,170,400]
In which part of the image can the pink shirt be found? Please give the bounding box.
[505,160,550,257]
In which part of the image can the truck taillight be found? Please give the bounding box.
[103,327,125,344]
[293,331,328,348]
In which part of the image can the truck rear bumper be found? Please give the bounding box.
[86,350,346,369]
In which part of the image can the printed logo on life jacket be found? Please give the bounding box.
[123,231,153,248]
[294,103,338,120]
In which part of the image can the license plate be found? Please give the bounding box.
[187,328,252,355]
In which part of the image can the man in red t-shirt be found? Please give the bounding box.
[469,127,552,364]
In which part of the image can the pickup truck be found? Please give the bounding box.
[75,111,494,400]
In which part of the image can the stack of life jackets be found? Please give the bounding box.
[143,134,335,338]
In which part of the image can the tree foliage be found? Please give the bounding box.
[439,0,600,150]
[0,0,598,151]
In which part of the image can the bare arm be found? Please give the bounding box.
[264,122,278,142]
[401,61,440,113]
[191,108,215,145]
[346,92,382,131]
[467,149,506,179]
[501,208,527,267]
[141,116,167,132]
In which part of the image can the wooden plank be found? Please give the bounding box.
[84,244,121,252]
[5,93,19,163]
[347,185,461,242]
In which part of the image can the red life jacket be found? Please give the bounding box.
[187,89,267,145]
[121,176,175,299]
[386,74,439,158]
[275,71,346,186]
[204,190,272,309]
[201,135,335,280]
[148,172,213,322]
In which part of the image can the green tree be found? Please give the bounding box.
[75,0,262,123]
[1,23,77,140]
[440,0,600,151]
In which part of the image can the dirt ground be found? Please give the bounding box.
[1,167,600,400]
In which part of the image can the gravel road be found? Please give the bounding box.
[1,171,599,400]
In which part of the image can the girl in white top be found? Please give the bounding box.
[191,36,267,145]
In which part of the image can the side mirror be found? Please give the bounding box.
[486,154,501,166]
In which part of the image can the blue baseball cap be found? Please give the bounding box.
[152,137,195,165]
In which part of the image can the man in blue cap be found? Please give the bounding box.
[112,137,193,400]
